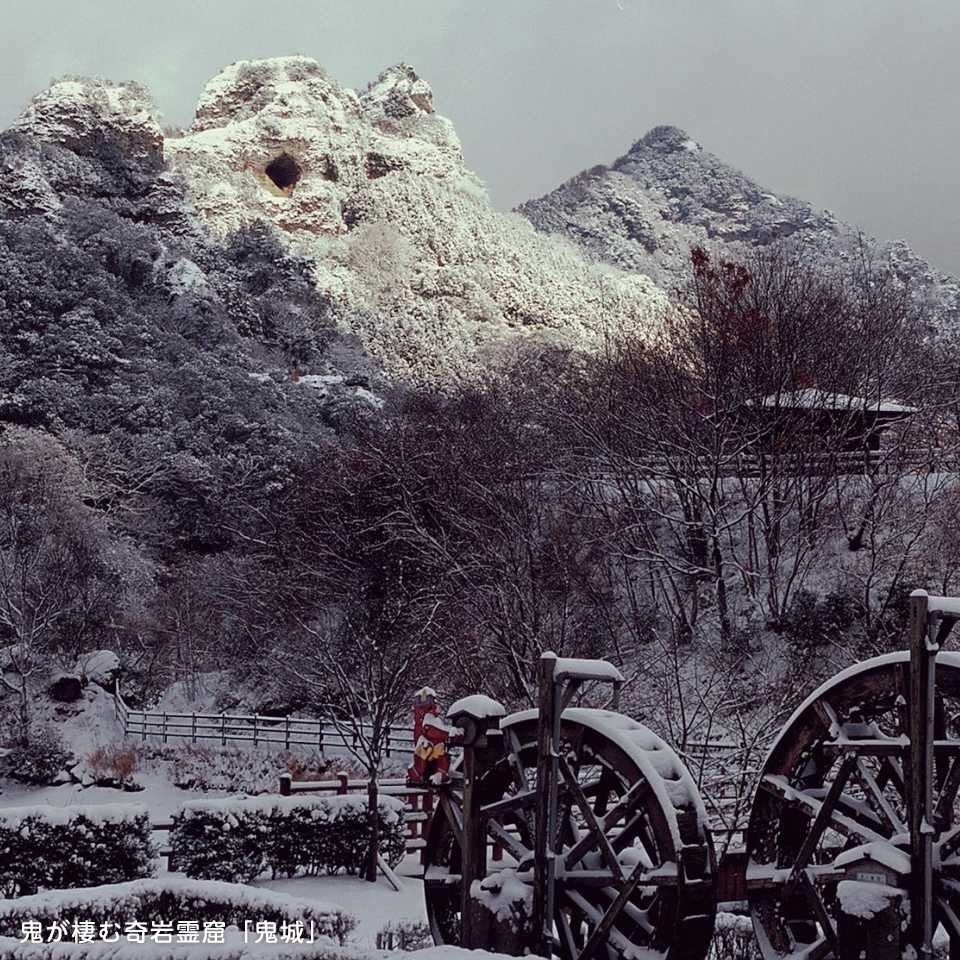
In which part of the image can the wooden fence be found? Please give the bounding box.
[114,685,415,757]
[154,774,433,871]
[279,773,433,860]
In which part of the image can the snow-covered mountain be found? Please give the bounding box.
[9,58,668,384]
[518,124,960,332]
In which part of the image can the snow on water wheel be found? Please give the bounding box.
[746,649,960,960]
[423,708,716,960]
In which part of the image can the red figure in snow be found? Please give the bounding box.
[407,687,454,784]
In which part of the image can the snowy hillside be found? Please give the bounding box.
[519,124,960,333]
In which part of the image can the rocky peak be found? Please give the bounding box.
[191,56,356,133]
[362,63,435,118]
[629,125,702,155]
[12,77,163,167]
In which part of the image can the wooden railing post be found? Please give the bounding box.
[279,774,292,797]
[220,712,226,747]
[909,589,936,960]
[284,717,291,751]
[162,712,168,744]
[191,712,197,744]
[253,715,258,747]
[337,771,348,795]
[533,652,559,957]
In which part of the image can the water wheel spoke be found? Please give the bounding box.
[424,872,463,888]
[577,858,656,960]
[559,756,624,883]
[481,790,538,818]
[592,766,615,816]
[592,884,657,936]
[936,696,951,791]
[787,757,856,879]
[877,755,906,794]
[760,774,886,845]
[852,757,906,835]
[504,728,529,792]
[439,790,465,851]
[563,869,623,887]
[554,903,579,960]
[939,826,960,864]
[565,780,652,870]
[793,938,832,960]
[484,817,528,862]
[936,757,960,830]
[936,894,960,942]
[796,871,839,957]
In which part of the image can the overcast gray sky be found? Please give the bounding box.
[2,0,958,273]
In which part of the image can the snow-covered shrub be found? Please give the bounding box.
[6,727,71,785]
[0,803,155,897]
[159,743,327,794]
[170,794,405,883]
[375,919,432,951]
[707,912,760,960]
[0,877,355,946]
[85,743,140,788]
[782,587,862,670]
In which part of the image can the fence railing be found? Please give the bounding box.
[114,685,415,757]
[278,773,433,860]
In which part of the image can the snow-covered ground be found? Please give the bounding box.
[256,867,426,949]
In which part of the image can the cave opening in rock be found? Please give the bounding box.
[265,153,301,190]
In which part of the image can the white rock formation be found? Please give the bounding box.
[159,57,669,382]
[13,76,163,166]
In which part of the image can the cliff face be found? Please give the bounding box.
[519,125,960,332]
[158,57,671,382]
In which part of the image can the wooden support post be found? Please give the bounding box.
[279,773,292,796]
[422,790,434,866]
[220,712,226,746]
[284,716,291,751]
[533,651,559,958]
[460,728,487,948]
[162,712,168,744]
[909,589,936,960]
[337,771,349,795]
[191,712,197,744]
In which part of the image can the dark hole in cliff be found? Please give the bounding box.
[265,153,301,190]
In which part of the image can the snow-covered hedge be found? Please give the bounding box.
[0,804,155,897]
[170,794,406,883]
[0,878,356,947]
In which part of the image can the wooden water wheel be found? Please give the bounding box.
[746,593,960,959]
[422,704,716,960]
